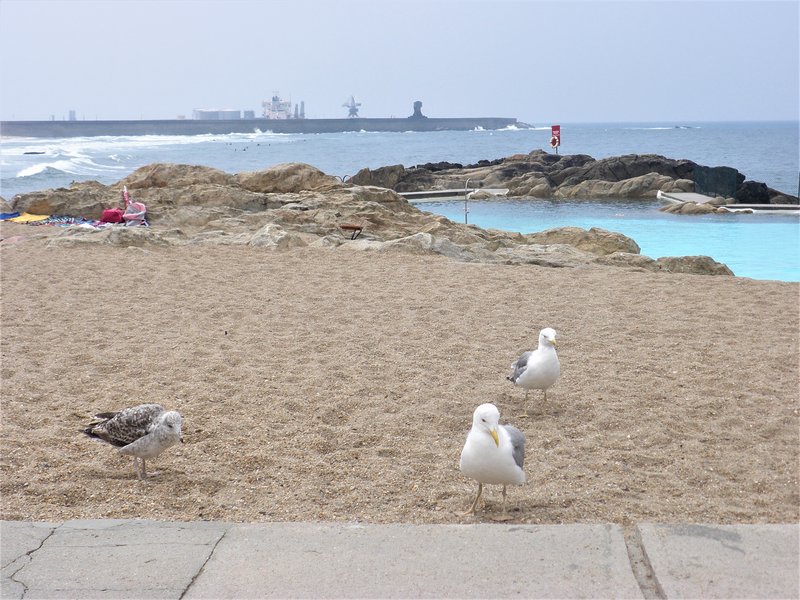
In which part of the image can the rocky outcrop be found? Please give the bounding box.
[9,181,112,220]
[121,163,234,189]
[553,173,692,200]
[654,255,735,276]
[351,150,797,204]
[593,252,734,276]
[7,161,734,276]
[734,180,770,204]
[660,201,736,215]
[348,164,405,189]
[524,227,640,255]
[236,162,340,193]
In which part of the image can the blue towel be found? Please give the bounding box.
[0,212,21,220]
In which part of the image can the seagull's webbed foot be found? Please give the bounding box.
[132,458,144,481]
[133,458,157,483]
[459,483,483,517]
[490,485,514,521]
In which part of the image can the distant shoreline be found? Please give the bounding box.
[0,116,523,138]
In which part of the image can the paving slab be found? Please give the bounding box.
[1,522,59,600]
[4,520,797,599]
[3,519,231,599]
[183,522,642,599]
[637,523,800,599]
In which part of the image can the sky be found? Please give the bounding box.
[0,0,797,124]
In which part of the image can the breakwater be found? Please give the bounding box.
[0,117,521,138]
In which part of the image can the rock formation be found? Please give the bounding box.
[351,150,797,204]
[7,161,735,276]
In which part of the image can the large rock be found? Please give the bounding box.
[594,252,734,276]
[735,180,771,204]
[524,227,640,255]
[661,202,718,215]
[593,252,660,271]
[551,154,694,188]
[237,163,340,193]
[121,164,234,189]
[555,173,675,199]
[494,243,598,268]
[350,164,405,188]
[655,255,735,276]
[248,224,309,249]
[45,225,184,247]
[345,232,474,262]
[11,181,114,219]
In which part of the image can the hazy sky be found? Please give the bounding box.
[1,0,797,123]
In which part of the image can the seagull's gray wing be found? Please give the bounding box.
[507,351,532,383]
[503,424,525,470]
[83,404,165,447]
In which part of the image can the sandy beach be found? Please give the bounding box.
[1,227,798,525]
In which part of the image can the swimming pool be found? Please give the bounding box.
[416,199,800,282]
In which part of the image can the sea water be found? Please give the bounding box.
[1,121,798,281]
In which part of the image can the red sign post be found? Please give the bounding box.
[550,125,561,154]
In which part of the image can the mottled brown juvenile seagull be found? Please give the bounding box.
[83,403,183,480]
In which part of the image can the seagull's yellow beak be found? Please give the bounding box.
[551,339,558,348]
[490,428,499,447]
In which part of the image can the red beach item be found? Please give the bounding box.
[100,208,125,223]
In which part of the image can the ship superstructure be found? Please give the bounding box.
[262,93,294,119]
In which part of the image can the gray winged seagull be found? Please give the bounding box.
[83,403,183,480]
[459,403,526,517]
[507,327,561,406]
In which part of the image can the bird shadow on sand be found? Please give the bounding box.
[456,497,562,524]
[81,465,180,483]
[498,390,567,418]
[505,401,568,421]
[454,504,528,523]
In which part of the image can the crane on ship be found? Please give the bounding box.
[342,96,361,118]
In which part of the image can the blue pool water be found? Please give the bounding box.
[416,199,799,282]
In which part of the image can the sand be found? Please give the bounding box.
[1,226,798,525]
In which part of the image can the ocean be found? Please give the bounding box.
[1,121,798,281]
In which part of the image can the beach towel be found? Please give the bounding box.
[0,212,20,221]
[8,212,50,223]
[31,215,104,228]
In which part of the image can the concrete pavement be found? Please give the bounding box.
[1,520,797,599]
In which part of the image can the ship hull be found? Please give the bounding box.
[1,117,521,138]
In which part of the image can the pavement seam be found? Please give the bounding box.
[7,523,60,599]
[623,525,666,600]
[178,524,231,599]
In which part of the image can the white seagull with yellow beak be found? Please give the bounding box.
[459,403,526,516]
[507,327,560,405]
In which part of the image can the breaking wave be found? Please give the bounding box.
[16,156,126,178]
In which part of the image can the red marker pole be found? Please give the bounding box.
[550,125,561,155]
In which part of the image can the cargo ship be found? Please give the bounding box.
[0,96,525,138]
